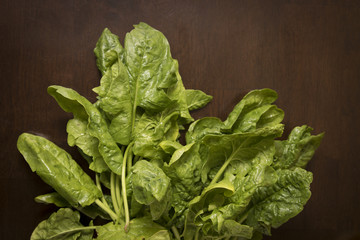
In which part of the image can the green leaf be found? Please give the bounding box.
[35,192,71,208]
[150,189,171,221]
[17,133,101,207]
[246,168,313,233]
[221,220,253,239]
[99,171,111,189]
[31,208,95,240]
[125,22,178,112]
[93,23,200,157]
[159,140,183,155]
[48,85,123,175]
[189,180,235,234]
[163,143,204,215]
[222,89,284,133]
[148,230,171,240]
[166,71,193,124]
[94,28,124,75]
[132,108,179,161]
[94,23,181,145]
[35,192,114,220]
[131,160,170,205]
[96,217,169,240]
[185,89,213,111]
[67,118,109,173]
[199,124,284,184]
[185,117,223,144]
[92,57,133,145]
[273,125,324,169]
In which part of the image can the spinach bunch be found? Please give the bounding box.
[17,22,324,240]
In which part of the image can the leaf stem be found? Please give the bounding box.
[115,174,123,215]
[122,142,134,232]
[171,226,181,240]
[238,209,250,224]
[127,153,136,176]
[95,199,117,222]
[110,172,121,217]
[195,228,199,240]
[95,174,111,210]
[209,158,231,185]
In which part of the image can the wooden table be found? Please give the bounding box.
[1,1,359,239]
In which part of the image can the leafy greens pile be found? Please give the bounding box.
[17,22,324,240]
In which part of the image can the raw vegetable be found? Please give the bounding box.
[17,22,324,240]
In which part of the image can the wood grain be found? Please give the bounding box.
[1,0,359,239]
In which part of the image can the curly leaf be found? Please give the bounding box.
[246,168,313,234]
[273,125,324,169]
[164,143,204,215]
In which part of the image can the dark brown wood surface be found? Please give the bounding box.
[1,0,360,239]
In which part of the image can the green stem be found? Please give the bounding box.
[209,158,231,185]
[238,209,250,224]
[95,199,117,222]
[115,174,123,215]
[127,152,135,176]
[122,142,134,232]
[47,226,97,239]
[95,174,111,210]
[110,172,121,216]
[195,228,199,240]
[171,226,181,240]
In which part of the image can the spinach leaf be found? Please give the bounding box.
[273,125,324,169]
[92,54,133,145]
[159,140,183,155]
[222,89,284,134]
[245,167,313,235]
[220,220,254,239]
[187,180,235,234]
[183,128,279,237]
[185,117,223,144]
[150,188,172,221]
[48,85,123,175]
[67,118,109,173]
[132,107,179,161]
[185,89,213,111]
[163,143,204,217]
[131,160,170,205]
[93,24,201,162]
[94,28,124,76]
[199,124,284,184]
[31,208,95,240]
[96,217,170,240]
[17,133,101,207]
[35,192,71,208]
[35,192,114,220]
[94,23,180,146]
